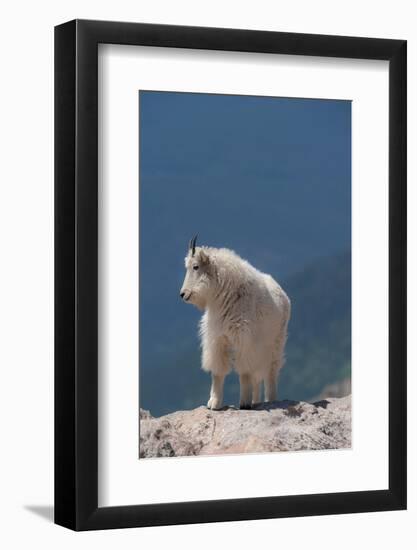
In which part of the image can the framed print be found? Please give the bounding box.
[54,20,406,530]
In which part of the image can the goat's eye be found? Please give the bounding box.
[193,265,199,271]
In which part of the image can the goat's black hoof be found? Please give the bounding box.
[239,404,251,410]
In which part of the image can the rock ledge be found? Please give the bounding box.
[139,395,351,458]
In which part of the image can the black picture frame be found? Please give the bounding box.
[55,19,407,531]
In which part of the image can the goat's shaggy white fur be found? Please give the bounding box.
[180,243,291,410]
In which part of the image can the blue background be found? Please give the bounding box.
[139,91,351,416]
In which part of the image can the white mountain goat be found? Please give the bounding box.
[180,236,291,410]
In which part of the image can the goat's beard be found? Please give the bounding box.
[188,289,208,311]
[188,294,207,311]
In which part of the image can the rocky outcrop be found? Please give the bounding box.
[139,395,351,458]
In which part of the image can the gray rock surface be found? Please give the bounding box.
[139,395,351,458]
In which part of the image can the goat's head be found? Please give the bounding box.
[180,235,211,310]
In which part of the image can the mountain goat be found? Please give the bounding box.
[180,236,291,410]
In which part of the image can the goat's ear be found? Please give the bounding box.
[199,249,210,265]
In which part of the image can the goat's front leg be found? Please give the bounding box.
[239,373,252,409]
[202,338,229,410]
[207,374,225,410]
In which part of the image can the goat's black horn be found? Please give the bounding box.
[188,234,198,256]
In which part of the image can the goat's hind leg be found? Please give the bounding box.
[252,378,261,406]
[265,335,286,402]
